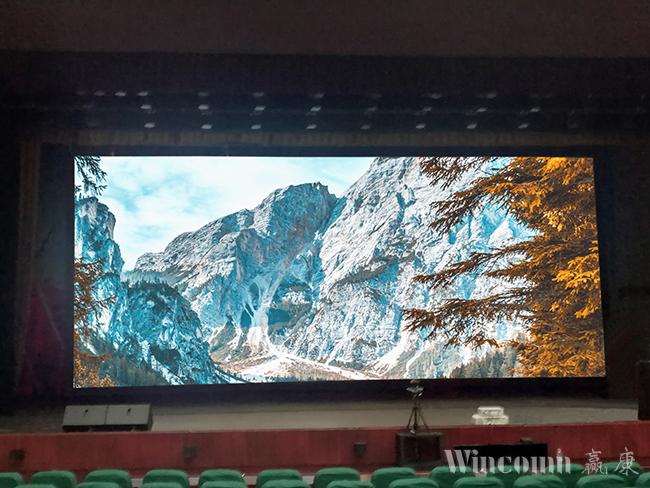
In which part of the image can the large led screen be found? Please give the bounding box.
[74,156,605,387]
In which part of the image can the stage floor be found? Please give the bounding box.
[0,397,637,433]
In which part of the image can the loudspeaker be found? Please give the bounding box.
[62,404,152,432]
[637,360,650,420]
[62,405,108,432]
[396,432,443,469]
[105,404,153,431]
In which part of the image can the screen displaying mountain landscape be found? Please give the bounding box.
[73,156,605,387]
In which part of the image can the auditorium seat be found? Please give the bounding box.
[389,478,439,488]
[201,481,247,488]
[143,470,189,488]
[371,467,417,488]
[453,478,505,488]
[85,470,132,488]
[30,471,77,488]
[260,480,310,488]
[488,466,528,488]
[199,470,245,487]
[601,463,643,485]
[17,484,55,488]
[0,473,24,488]
[575,475,628,488]
[545,464,586,488]
[313,468,360,488]
[634,473,650,487]
[326,480,374,488]
[256,470,303,488]
[139,482,184,488]
[76,481,120,488]
[513,475,566,488]
[430,465,475,488]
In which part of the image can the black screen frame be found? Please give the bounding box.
[66,143,613,405]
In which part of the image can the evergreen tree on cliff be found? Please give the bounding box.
[74,155,114,387]
[403,157,604,377]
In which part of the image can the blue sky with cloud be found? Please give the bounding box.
[92,156,375,269]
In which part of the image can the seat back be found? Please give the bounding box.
[143,471,189,488]
[488,465,531,488]
[513,475,566,488]
[31,471,77,488]
[261,481,309,488]
[545,464,587,488]
[430,466,474,488]
[86,470,132,488]
[326,481,374,488]
[0,473,25,488]
[635,473,650,487]
[313,468,360,488]
[575,475,628,488]
[601,463,643,486]
[256,471,302,488]
[453,478,506,488]
[371,468,418,488]
[199,471,244,488]
[389,479,439,488]
[201,482,247,488]
[77,482,121,488]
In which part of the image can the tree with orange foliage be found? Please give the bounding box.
[402,157,604,377]
[74,155,115,387]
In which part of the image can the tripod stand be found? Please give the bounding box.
[406,379,428,433]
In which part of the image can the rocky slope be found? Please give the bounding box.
[119,157,530,381]
[75,197,238,385]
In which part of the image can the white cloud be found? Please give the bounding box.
[96,156,375,269]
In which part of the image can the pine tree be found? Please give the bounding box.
[74,155,115,387]
[73,257,115,387]
[403,157,604,377]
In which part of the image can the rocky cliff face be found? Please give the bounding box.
[115,157,530,382]
[75,197,237,385]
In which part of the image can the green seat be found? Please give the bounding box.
[261,481,309,488]
[143,471,189,488]
[371,468,417,488]
[77,482,120,488]
[86,470,132,488]
[0,474,25,488]
[327,481,374,488]
[488,465,529,488]
[140,482,182,488]
[575,475,627,488]
[313,468,360,488]
[31,472,77,488]
[430,466,475,488]
[19,484,54,488]
[636,474,650,487]
[514,475,566,488]
[453,478,505,488]
[546,464,586,488]
[202,482,247,488]
[199,471,245,488]
[389,479,439,488]
[256,470,302,488]
[602,463,643,485]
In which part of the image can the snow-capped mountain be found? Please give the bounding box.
[110,157,531,382]
[75,197,238,385]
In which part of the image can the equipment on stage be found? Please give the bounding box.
[471,405,510,425]
[63,404,152,431]
[396,380,443,469]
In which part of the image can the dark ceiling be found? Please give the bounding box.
[2,53,650,134]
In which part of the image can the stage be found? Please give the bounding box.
[0,397,637,433]
[0,397,642,480]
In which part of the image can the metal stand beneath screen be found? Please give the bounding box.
[406,379,428,433]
